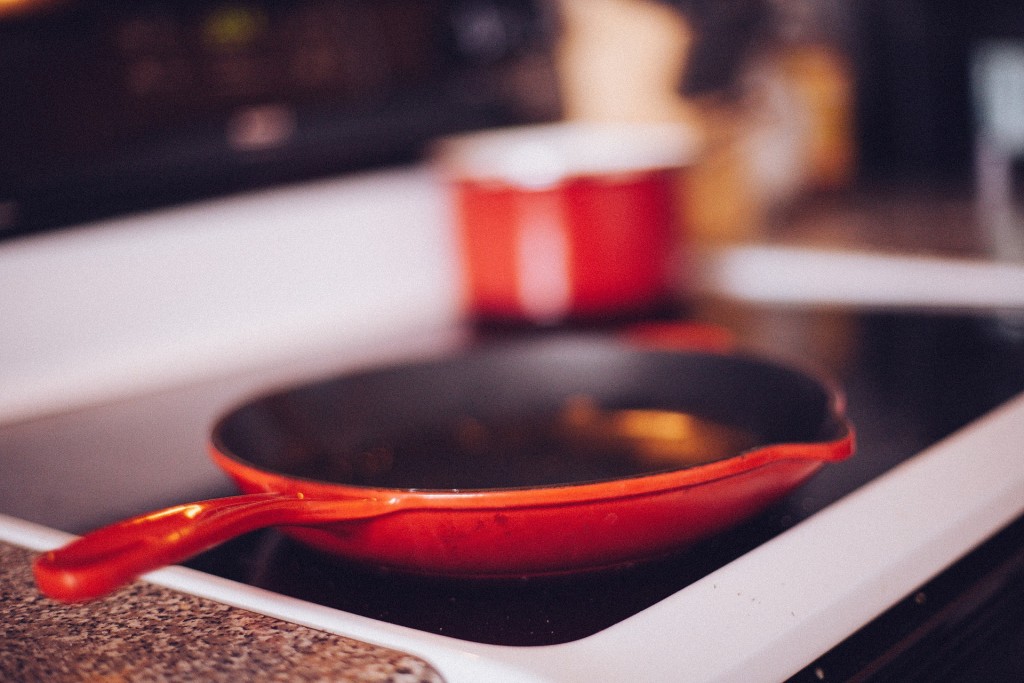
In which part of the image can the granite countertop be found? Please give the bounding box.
[0,542,443,682]
[767,186,986,256]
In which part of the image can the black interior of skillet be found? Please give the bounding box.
[214,335,844,490]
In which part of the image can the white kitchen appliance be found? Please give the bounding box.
[2,166,1024,682]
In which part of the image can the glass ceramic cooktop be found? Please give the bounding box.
[182,309,1024,647]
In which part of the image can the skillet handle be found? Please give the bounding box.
[33,492,385,603]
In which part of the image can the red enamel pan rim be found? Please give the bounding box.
[208,396,854,512]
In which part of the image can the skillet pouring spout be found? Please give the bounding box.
[33,492,396,603]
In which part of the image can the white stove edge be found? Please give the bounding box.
[5,391,1023,683]
[696,243,1024,310]
[0,166,464,426]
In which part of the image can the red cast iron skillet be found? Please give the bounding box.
[34,332,853,602]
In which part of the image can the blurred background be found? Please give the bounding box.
[1,0,1022,254]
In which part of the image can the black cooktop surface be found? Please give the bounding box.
[184,310,1024,646]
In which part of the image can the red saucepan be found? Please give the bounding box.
[34,331,853,602]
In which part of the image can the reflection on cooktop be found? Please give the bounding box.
[185,497,801,646]
[184,312,1024,646]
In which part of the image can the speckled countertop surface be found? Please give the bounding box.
[0,542,444,682]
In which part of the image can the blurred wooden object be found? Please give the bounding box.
[553,0,856,246]
[554,0,760,244]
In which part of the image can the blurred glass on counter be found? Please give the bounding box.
[552,0,857,245]
[973,40,1024,264]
